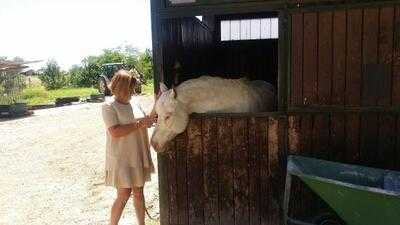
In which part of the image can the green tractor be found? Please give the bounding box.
[98,63,143,96]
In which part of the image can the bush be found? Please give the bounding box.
[39,59,68,90]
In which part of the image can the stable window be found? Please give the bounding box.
[220,18,278,41]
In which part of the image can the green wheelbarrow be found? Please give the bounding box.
[283,156,400,225]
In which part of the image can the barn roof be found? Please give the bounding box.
[0,60,42,72]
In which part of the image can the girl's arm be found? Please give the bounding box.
[108,119,149,138]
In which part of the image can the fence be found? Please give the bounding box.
[0,70,26,105]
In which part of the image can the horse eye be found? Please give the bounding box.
[165,116,170,120]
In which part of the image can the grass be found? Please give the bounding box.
[21,80,153,106]
[22,85,99,105]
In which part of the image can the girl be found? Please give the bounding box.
[101,70,155,225]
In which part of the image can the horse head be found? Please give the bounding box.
[150,83,189,152]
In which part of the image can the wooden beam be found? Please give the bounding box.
[158,1,286,19]
[287,0,400,13]
[288,105,400,114]
[278,10,290,111]
[151,0,165,94]
[157,0,399,19]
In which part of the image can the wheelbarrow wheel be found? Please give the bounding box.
[311,212,344,225]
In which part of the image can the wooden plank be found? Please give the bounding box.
[187,118,204,225]
[248,117,260,225]
[232,118,249,225]
[168,141,178,225]
[396,115,400,170]
[292,114,316,219]
[202,117,219,225]
[377,113,397,169]
[359,113,379,167]
[312,114,330,160]
[346,9,363,106]
[361,8,379,107]
[330,113,346,162]
[392,6,400,105]
[318,11,333,105]
[267,117,281,225]
[332,10,347,105]
[300,114,313,157]
[303,12,318,106]
[378,7,394,106]
[217,117,234,225]
[158,151,170,225]
[256,117,268,225]
[291,13,304,106]
[345,113,360,163]
[276,116,288,224]
[175,132,188,225]
[287,115,302,218]
[288,115,301,155]
[279,11,289,111]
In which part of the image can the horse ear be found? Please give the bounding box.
[160,82,168,93]
[169,88,177,99]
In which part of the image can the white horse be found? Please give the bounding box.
[150,76,276,152]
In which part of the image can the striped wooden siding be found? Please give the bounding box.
[159,112,400,225]
[290,5,400,107]
[159,115,287,225]
[161,17,214,86]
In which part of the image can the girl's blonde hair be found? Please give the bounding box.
[109,70,137,98]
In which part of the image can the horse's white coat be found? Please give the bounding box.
[151,76,276,152]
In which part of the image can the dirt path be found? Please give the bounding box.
[0,96,160,225]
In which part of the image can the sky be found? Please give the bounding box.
[0,0,152,70]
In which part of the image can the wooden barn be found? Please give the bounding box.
[150,0,400,224]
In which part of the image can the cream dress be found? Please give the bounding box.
[101,97,155,188]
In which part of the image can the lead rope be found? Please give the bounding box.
[142,194,157,220]
[136,102,158,221]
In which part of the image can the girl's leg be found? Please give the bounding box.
[132,186,145,225]
[110,188,132,225]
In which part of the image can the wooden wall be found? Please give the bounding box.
[214,40,279,87]
[158,111,400,225]
[290,4,400,108]
[161,16,279,87]
[158,114,287,225]
[288,111,400,169]
[161,17,214,86]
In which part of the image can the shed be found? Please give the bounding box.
[150,1,400,224]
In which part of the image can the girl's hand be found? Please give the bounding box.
[151,116,158,124]
[139,117,153,128]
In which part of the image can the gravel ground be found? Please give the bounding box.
[0,96,160,225]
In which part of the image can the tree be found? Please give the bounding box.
[39,59,67,90]
[75,45,141,87]
[65,45,153,88]
[79,56,101,87]
[68,64,84,87]
[135,49,153,81]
